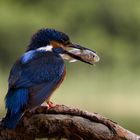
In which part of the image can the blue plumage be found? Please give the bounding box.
[21,50,36,64]
[4,88,28,129]
[3,28,69,129]
[3,28,94,129]
[5,88,28,114]
[3,49,65,129]
[3,109,23,129]
[27,28,70,51]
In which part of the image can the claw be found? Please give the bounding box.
[46,101,56,109]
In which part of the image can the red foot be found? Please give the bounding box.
[47,101,56,109]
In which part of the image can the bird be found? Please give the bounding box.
[3,28,99,129]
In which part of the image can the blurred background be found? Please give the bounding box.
[0,0,140,134]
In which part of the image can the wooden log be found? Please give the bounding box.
[0,105,139,140]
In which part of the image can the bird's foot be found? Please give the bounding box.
[46,101,56,109]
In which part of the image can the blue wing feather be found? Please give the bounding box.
[5,88,28,114]
[3,88,28,129]
[4,50,65,129]
[3,110,23,129]
[9,51,64,88]
[28,78,61,109]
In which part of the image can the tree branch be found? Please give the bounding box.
[0,105,139,140]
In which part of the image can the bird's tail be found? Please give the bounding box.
[3,110,23,129]
[3,88,28,129]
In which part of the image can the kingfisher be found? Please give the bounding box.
[3,28,99,129]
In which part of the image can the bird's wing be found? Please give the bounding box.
[28,69,65,109]
[8,51,65,108]
[8,51,64,88]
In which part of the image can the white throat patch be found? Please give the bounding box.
[37,45,53,52]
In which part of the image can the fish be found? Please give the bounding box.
[61,48,100,65]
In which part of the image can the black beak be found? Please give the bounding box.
[68,44,96,53]
[63,43,100,65]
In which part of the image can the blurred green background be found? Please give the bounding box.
[0,0,140,134]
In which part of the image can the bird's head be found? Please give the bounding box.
[27,28,100,65]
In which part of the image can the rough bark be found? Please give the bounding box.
[0,105,139,140]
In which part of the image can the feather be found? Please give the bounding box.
[4,88,28,129]
[9,51,64,88]
[3,110,23,129]
[28,78,61,109]
[4,50,65,129]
